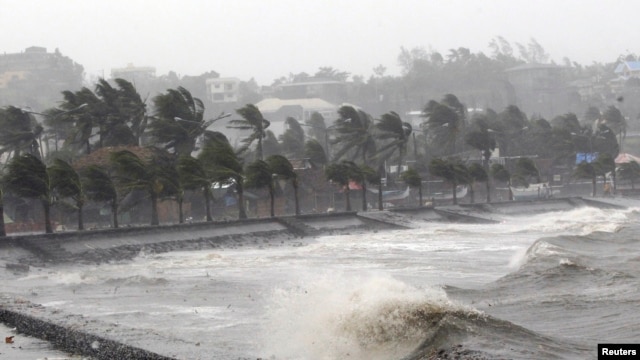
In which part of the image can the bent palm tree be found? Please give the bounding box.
[332,105,376,164]
[83,165,121,228]
[245,160,275,217]
[178,155,215,221]
[375,111,412,172]
[228,104,270,160]
[5,154,54,233]
[49,159,86,230]
[267,155,300,215]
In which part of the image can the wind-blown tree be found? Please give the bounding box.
[495,105,529,157]
[602,105,627,146]
[111,149,175,226]
[149,86,208,157]
[467,163,488,204]
[375,111,412,171]
[331,105,376,164]
[49,159,86,230]
[421,99,460,156]
[513,157,540,185]
[572,161,597,197]
[594,153,616,194]
[366,165,385,210]
[325,161,356,211]
[267,155,300,216]
[198,133,247,219]
[5,154,54,233]
[178,155,214,221]
[303,139,328,166]
[57,87,106,154]
[83,165,121,228]
[617,160,640,189]
[228,104,270,160]
[490,163,512,201]
[0,106,44,159]
[428,158,468,205]
[262,130,281,159]
[305,112,328,153]
[279,117,305,158]
[401,167,423,207]
[245,159,275,217]
[593,124,620,159]
[94,78,139,147]
[465,114,496,202]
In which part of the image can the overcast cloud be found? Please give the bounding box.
[1,0,636,84]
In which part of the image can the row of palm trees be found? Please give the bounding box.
[0,77,636,235]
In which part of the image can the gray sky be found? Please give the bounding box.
[2,0,637,85]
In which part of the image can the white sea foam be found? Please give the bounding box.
[260,271,474,360]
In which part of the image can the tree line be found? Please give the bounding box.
[0,77,636,236]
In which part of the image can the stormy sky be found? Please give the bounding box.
[1,0,635,84]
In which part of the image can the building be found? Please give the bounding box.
[614,61,640,79]
[505,63,569,118]
[206,77,241,103]
[0,46,84,109]
[255,97,338,137]
[110,63,156,82]
[273,78,347,104]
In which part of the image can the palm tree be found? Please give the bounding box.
[331,105,376,164]
[5,154,54,233]
[490,163,512,201]
[572,162,597,197]
[149,87,208,157]
[110,149,175,226]
[325,161,354,211]
[49,159,86,230]
[617,161,640,189]
[57,87,105,154]
[198,133,247,219]
[513,158,540,185]
[228,104,270,160]
[375,111,412,172]
[245,159,275,217]
[428,158,468,205]
[178,155,215,221]
[279,117,305,158]
[422,99,460,156]
[401,168,422,206]
[0,106,44,160]
[304,139,328,166]
[83,165,121,228]
[467,163,488,204]
[267,155,300,216]
[465,115,496,202]
[594,153,616,194]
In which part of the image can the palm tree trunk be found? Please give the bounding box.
[43,200,53,234]
[112,201,119,228]
[361,182,367,211]
[378,182,383,210]
[469,184,475,204]
[178,197,184,224]
[345,187,352,211]
[293,181,300,216]
[486,179,491,203]
[452,181,458,205]
[151,192,159,225]
[269,186,275,217]
[592,176,597,197]
[418,184,423,207]
[77,202,84,230]
[237,182,247,219]
[204,187,213,221]
[0,197,6,237]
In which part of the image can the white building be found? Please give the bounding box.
[206,77,241,103]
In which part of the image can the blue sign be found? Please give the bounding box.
[576,152,598,164]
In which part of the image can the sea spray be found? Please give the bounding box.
[260,271,478,360]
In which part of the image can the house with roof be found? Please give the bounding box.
[255,97,338,137]
[614,61,640,79]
